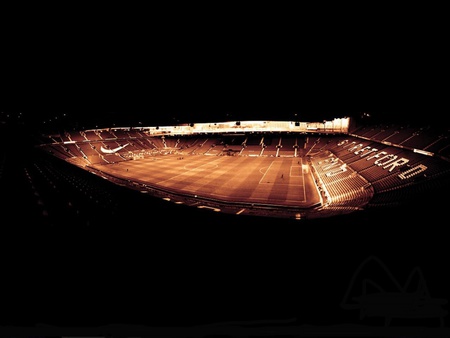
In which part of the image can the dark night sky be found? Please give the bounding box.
[2,4,447,130]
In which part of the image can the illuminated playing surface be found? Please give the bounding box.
[89,154,321,211]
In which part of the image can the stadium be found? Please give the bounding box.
[2,110,450,334]
[35,115,450,220]
[3,110,450,227]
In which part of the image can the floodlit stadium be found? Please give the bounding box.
[32,116,450,221]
